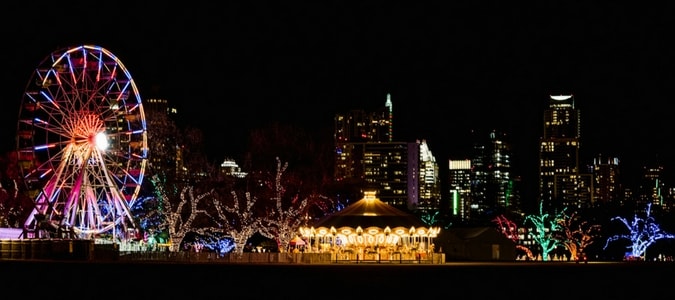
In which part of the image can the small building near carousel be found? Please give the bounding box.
[436,227,517,261]
[298,190,444,263]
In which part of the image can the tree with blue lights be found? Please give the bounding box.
[524,202,566,261]
[604,203,675,260]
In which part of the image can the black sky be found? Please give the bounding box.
[2,2,675,197]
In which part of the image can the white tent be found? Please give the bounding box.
[289,235,306,246]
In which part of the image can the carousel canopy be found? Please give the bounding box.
[300,191,440,250]
[311,191,428,229]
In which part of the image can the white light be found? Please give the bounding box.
[95,132,109,151]
[550,95,572,101]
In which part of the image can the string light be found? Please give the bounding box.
[493,214,534,260]
[604,203,675,260]
[151,175,224,252]
[558,212,601,261]
[524,202,566,261]
[256,157,311,252]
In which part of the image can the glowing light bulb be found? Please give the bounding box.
[95,132,109,150]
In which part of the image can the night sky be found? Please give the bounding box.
[2,3,675,199]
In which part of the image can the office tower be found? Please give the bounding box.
[448,159,472,224]
[334,93,393,144]
[590,155,621,207]
[636,165,666,214]
[144,98,180,180]
[362,141,410,209]
[333,94,440,212]
[664,187,675,214]
[539,95,592,212]
[334,93,394,183]
[470,129,516,221]
[411,139,441,213]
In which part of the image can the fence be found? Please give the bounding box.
[0,239,96,260]
[0,239,444,264]
[118,251,445,264]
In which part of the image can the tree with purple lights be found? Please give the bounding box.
[524,202,566,261]
[604,203,675,260]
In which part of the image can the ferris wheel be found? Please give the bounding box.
[16,45,148,240]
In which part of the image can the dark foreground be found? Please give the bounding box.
[1,260,671,299]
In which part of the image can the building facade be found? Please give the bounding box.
[448,159,472,224]
[590,155,621,207]
[470,129,516,221]
[539,95,592,212]
[333,94,441,212]
[144,98,180,180]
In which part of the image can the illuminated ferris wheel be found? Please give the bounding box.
[16,45,148,240]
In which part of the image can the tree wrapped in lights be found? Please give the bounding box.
[150,175,225,252]
[558,212,601,261]
[256,157,325,252]
[604,203,675,260]
[219,190,260,254]
[524,202,566,261]
[129,194,167,245]
[493,214,534,260]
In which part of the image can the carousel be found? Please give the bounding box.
[298,191,441,261]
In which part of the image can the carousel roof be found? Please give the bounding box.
[311,191,428,229]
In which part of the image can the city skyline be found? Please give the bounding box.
[2,3,675,192]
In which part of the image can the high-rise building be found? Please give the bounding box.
[538,95,593,212]
[333,94,440,212]
[470,129,516,220]
[362,141,410,209]
[411,139,441,213]
[334,93,394,183]
[590,155,621,207]
[144,98,179,180]
[636,164,666,214]
[448,159,472,224]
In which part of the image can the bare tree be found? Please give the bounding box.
[150,175,224,252]
[558,212,601,261]
[604,203,675,260]
[524,202,566,261]
[219,190,260,254]
[493,214,534,260]
[255,157,325,252]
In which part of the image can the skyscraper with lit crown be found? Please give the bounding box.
[334,93,394,183]
[539,95,592,212]
[333,94,440,212]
